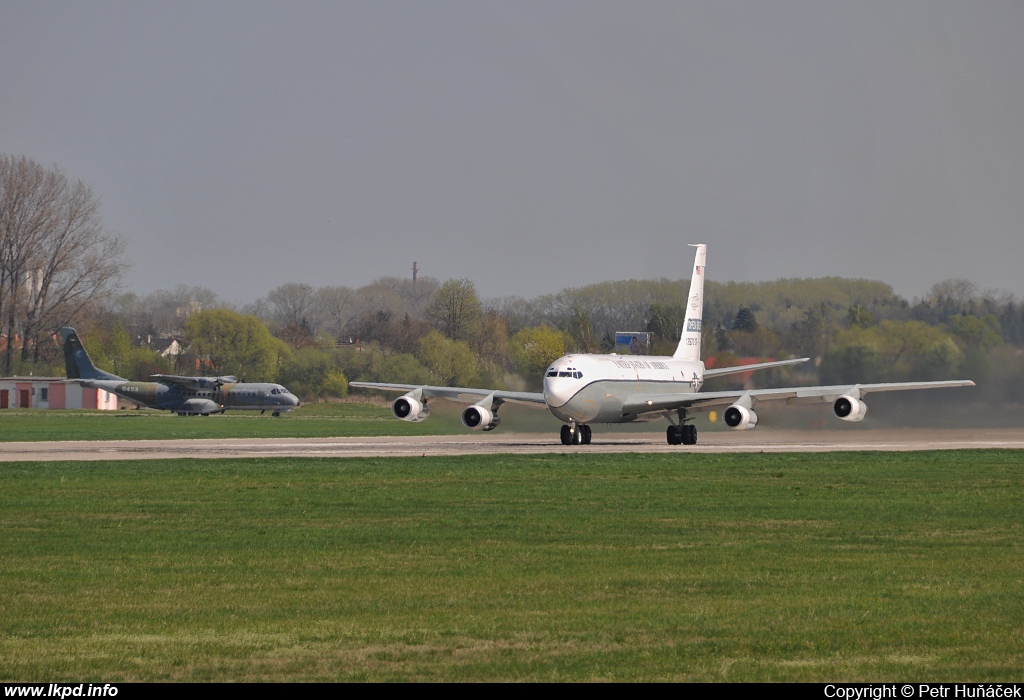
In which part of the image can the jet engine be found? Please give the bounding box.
[462,405,500,431]
[177,398,222,416]
[724,404,758,430]
[833,395,868,422]
[392,395,430,422]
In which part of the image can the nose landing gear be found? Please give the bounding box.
[560,423,592,445]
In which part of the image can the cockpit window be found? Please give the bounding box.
[555,369,583,379]
[547,371,557,377]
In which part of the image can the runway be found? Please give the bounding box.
[2,428,1024,461]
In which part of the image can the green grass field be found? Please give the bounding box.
[1,450,1021,681]
[0,402,483,442]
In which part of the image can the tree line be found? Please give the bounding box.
[28,270,1024,408]
[5,153,1024,404]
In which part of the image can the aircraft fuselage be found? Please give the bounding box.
[83,380,300,415]
[543,354,704,423]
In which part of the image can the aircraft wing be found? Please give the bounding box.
[150,374,238,388]
[150,375,195,386]
[349,382,547,407]
[622,380,976,416]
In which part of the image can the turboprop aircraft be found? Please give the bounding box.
[61,328,300,416]
[351,245,975,446]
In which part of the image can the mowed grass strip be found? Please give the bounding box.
[0,402,472,442]
[1,451,1021,681]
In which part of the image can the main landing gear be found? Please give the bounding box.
[560,423,592,445]
[666,424,697,445]
[666,409,697,445]
[557,416,696,447]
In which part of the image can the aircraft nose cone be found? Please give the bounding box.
[543,378,573,408]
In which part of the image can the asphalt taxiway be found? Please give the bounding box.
[2,428,1024,461]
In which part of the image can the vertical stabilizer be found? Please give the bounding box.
[673,244,706,361]
[61,328,123,381]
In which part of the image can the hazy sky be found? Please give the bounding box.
[2,1,1022,304]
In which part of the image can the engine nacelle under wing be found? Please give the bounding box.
[392,396,430,422]
[724,404,758,430]
[462,405,500,431]
[833,395,868,422]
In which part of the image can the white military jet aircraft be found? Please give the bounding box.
[351,245,974,446]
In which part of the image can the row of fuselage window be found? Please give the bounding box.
[181,390,262,398]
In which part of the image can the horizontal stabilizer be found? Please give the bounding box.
[704,357,810,379]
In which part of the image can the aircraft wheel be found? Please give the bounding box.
[582,425,592,445]
[683,425,698,445]
[666,425,682,445]
[272,411,281,417]
[560,424,572,445]
[571,426,584,445]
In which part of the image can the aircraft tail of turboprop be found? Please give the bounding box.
[673,244,706,361]
[61,327,123,381]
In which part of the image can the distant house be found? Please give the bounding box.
[144,336,183,358]
[0,377,117,410]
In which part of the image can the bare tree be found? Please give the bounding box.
[103,285,222,342]
[345,283,408,340]
[486,295,541,336]
[929,278,979,307]
[316,285,357,339]
[145,286,221,337]
[372,275,440,317]
[0,155,126,372]
[266,282,324,335]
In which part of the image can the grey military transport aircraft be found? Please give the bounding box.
[62,327,300,416]
[352,244,975,446]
